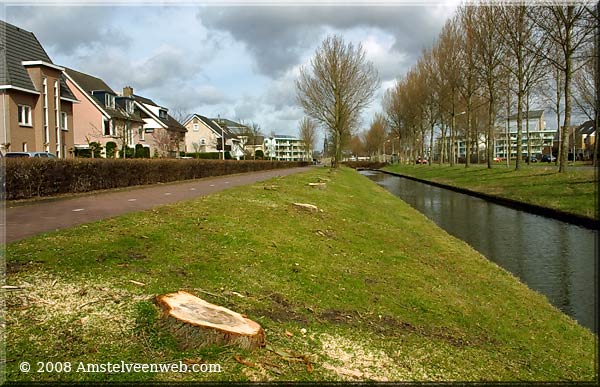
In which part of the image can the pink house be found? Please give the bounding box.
[64,67,145,157]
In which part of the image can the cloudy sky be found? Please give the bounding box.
[5,2,458,145]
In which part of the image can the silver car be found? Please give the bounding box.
[4,152,58,158]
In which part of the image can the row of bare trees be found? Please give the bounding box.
[382,2,597,171]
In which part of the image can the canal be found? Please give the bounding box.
[361,170,597,334]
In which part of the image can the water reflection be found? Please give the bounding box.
[361,170,597,333]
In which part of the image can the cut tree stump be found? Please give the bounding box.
[156,291,265,350]
[292,203,319,213]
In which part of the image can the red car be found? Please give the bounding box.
[416,158,428,164]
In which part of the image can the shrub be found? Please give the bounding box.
[182,152,221,160]
[255,150,264,159]
[105,142,117,158]
[5,159,310,200]
[134,144,145,158]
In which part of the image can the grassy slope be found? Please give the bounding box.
[5,167,596,382]
[383,164,598,220]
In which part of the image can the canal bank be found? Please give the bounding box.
[375,169,598,230]
[362,170,597,334]
[6,167,597,382]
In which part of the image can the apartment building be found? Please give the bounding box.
[264,135,308,161]
[494,110,556,159]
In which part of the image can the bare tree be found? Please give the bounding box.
[435,19,463,166]
[298,117,318,161]
[472,5,506,169]
[296,34,380,168]
[364,113,388,160]
[531,4,595,172]
[456,6,482,167]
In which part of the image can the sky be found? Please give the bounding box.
[4,2,459,146]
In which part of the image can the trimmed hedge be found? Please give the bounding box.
[342,161,387,169]
[4,158,309,200]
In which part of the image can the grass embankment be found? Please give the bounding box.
[384,164,598,220]
[5,167,597,382]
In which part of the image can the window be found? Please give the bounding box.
[159,109,167,119]
[200,138,206,145]
[60,112,68,130]
[193,123,199,132]
[18,105,32,126]
[125,99,133,114]
[138,126,145,141]
[22,142,27,152]
[105,94,115,108]
[103,119,111,136]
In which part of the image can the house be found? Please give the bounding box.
[494,110,556,159]
[576,120,596,160]
[554,121,597,161]
[264,135,308,161]
[210,118,247,159]
[125,87,187,158]
[0,20,78,157]
[64,68,145,157]
[182,113,230,154]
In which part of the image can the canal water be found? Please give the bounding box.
[361,170,597,334]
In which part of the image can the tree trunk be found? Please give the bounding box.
[487,96,494,169]
[429,123,435,166]
[450,111,456,167]
[515,89,522,170]
[465,97,471,168]
[559,6,574,173]
[156,291,265,350]
[526,92,531,165]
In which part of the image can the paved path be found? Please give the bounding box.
[4,167,313,243]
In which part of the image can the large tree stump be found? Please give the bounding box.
[156,291,265,350]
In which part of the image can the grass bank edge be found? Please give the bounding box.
[5,166,597,382]
[382,164,598,221]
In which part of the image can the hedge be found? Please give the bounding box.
[342,161,387,169]
[3,158,309,200]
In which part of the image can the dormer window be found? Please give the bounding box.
[125,99,133,114]
[105,94,115,108]
[159,109,167,119]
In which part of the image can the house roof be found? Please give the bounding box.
[185,114,236,139]
[131,93,186,133]
[576,120,596,135]
[64,67,115,94]
[0,20,76,101]
[507,109,544,121]
[64,67,144,123]
[211,118,249,132]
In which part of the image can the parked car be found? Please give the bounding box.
[416,157,428,164]
[4,152,57,158]
[523,155,538,163]
[541,154,556,163]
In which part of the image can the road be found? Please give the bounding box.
[3,166,313,243]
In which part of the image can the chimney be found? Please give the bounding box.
[123,86,133,97]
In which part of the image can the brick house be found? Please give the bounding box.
[0,20,78,157]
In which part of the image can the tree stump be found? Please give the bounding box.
[156,291,265,350]
[292,203,319,213]
[308,182,326,189]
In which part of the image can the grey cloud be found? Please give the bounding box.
[6,6,127,55]
[198,6,449,78]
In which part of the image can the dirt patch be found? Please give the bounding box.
[318,309,494,348]
[5,260,41,275]
[252,293,309,324]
